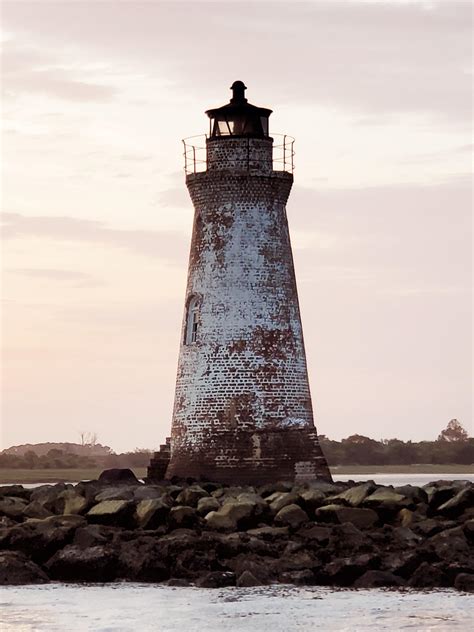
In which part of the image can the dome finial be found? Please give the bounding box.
[230,80,247,104]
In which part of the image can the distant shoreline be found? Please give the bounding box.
[0,463,472,485]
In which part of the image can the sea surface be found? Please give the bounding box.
[2,473,473,631]
[1,584,473,632]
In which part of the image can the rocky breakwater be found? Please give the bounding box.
[0,470,473,591]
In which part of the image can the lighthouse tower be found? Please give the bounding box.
[150,81,331,484]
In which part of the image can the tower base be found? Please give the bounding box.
[164,427,332,485]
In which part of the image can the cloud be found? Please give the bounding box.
[2,42,117,102]
[2,1,471,119]
[1,212,188,261]
[8,268,103,286]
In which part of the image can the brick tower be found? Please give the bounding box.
[150,81,331,484]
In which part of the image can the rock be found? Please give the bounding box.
[437,487,474,518]
[30,484,68,512]
[258,481,293,497]
[327,483,376,508]
[408,561,446,588]
[46,544,118,581]
[306,480,342,495]
[393,485,428,505]
[73,524,117,549]
[135,498,171,529]
[279,569,315,585]
[0,515,17,529]
[396,508,415,528]
[95,487,135,502]
[133,486,166,501]
[205,500,256,531]
[0,485,31,500]
[23,500,53,520]
[274,504,309,529]
[98,469,140,484]
[0,496,28,519]
[463,519,474,542]
[276,550,319,574]
[425,485,456,510]
[428,526,470,563]
[297,525,332,545]
[414,518,457,538]
[315,505,378,529]
[300,489,326,512]
[363,488,411,511]
[354,570,405,588]
[169,506,198,528]
[1,515,86,563]
[197,497,220,516]
[117,537,169,582]
[237,570,262,587]
[267,492,301,514]
[60,491,89,515]
[454,573,474,592]
[176,486,209,507]
[246,526,289,540]
[0,551,49,585]
[324,554,379,586]
[167,578,190,587]
[195,571,236,588]
[86,500,135,527]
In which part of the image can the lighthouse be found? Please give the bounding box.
[149,81,331,484]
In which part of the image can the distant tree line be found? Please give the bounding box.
[0,420,472,469]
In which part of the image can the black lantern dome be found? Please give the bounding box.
[206,81,272,139]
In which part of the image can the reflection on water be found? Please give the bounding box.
[0,584,472,632]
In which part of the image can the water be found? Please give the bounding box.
[1,584,472,631]
[332,473,474,486]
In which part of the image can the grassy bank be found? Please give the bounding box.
[0,463,472,484]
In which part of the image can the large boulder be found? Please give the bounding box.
[315,505,378,529]
[0,485,31,500]
[23,501,53,520]
[0,496,28,519]
[86,500,135,528]
[60,490,89,515]
[236,570,262,587]
[197,497,220,516]
[0,551,49,585]
[168,506,198,529]
[363,488,411,511]
[117,537,169,582]
[135,498,171,529]
[133,486,166,501]
[94,487,136,503]
[195,571,236,588]
[274,504,309,529]
[299,489,326,512]
[437,486,474,518]
[46,544,118,581]
[30,484,69,512]
[326,483,376,508]
[98,469,140,484]
[1,515,86,563]
[408,561,447,588]
[176,486,209,507]
[266,492,301,514]
[324,553,379,586]
[205,500,257,531]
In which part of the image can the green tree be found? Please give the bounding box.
[437,419,469,442]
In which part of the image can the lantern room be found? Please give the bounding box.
[206,80,272,139]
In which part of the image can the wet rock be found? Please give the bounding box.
[168,506,198,528]
[324,554,379,586]
[297,525,331,545]
[0,551,49,585]
[46,544,118,582]
[205,500,257,531]
[176,486,209,507]
[95,487,135,502]
[0,496,28,519]
[236,570,261,587]
[408,561,447,588]
[98,468,140,484]
[135,498,171,529]
[73,524,117,549]
[454,572,474,592]
[274,504,308,529]
[195,571,236,588]
[315,505,378,529]
[167,578,190,587]
[354,570,405,588]
[117,537,169,582]
[279,569,315,585]
[427,526,470,563]
[1,515,86,563]
[196,497,220,516]
[86,500,135,528]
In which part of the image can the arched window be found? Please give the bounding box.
[185,296,200,345]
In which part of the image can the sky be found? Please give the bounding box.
[1,0,472,452]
